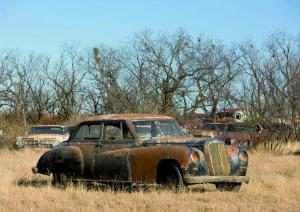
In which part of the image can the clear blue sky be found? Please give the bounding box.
[1,0,299,55]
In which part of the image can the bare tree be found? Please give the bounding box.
[1,51,35,128]
[179,39,240,117]
[86,47,123,114]
[135,30,198,115]
[0,51,14,109]
[24,56,54,121]
[48,45,87,119]
[119,35,159,113]
[237,32,300,150]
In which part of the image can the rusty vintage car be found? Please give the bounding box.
[32,114,249,191]
[15,125,70,149]
[189,122,263,148]
[215,123,263,147]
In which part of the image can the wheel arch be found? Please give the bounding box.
[156,159,183,183]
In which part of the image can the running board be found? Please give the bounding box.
[184,176,250,185]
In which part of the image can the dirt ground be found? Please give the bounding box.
[0,147,299,212]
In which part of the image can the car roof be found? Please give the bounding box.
[31,125,66,128]
[86,114,174,121]
[204,122,247,126]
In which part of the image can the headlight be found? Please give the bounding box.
[15,137,25,147]
[190,152,200,163]
[52,139,63,147]
[239,151,248,175]
[231,139,237,145]
[239,151,248,161]
[51,142,58,147]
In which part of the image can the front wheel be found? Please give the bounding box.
[215,182,241,192]
[52,171,73,187]
[159,163,184,190]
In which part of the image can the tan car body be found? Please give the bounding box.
[16,125,69,148]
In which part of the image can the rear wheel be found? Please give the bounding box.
[215,182,241,192]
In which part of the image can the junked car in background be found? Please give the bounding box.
[32,114,249,191]
[215,123,263,147]
[15,125,70,149]
[188,123,227,138]
[189,122,262,147]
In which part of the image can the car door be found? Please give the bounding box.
[94,121,135,182]
[68,122,103,179]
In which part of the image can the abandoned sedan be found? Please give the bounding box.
[15,125,70,149]
[32,114,249,191]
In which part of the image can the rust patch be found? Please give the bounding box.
[129,145,190,182]
[226,145,239,156]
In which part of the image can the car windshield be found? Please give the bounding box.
[29,126,65,135]
[200,124,226,131]
[132,119,184,140]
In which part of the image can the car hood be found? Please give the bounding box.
[189,129,220,136]
[142,136,210,146]
[216,132,252,141]
[25,134,69,140]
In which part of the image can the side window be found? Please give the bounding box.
[104,123,122,141]
[104,122,133,142]
[72,124,102,141]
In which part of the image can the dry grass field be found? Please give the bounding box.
[0,146,300,212]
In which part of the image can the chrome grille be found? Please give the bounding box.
[205,142,230,176]
[23,138,57,147]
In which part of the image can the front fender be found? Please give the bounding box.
[226,145,249,176]
[128,145,191,182]
[185,147,209,176]
[35,146,84,176]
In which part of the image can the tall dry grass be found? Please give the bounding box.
[0,147,300,212]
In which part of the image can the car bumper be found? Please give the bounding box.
[32,166,38,174]
[184,175,250,185]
